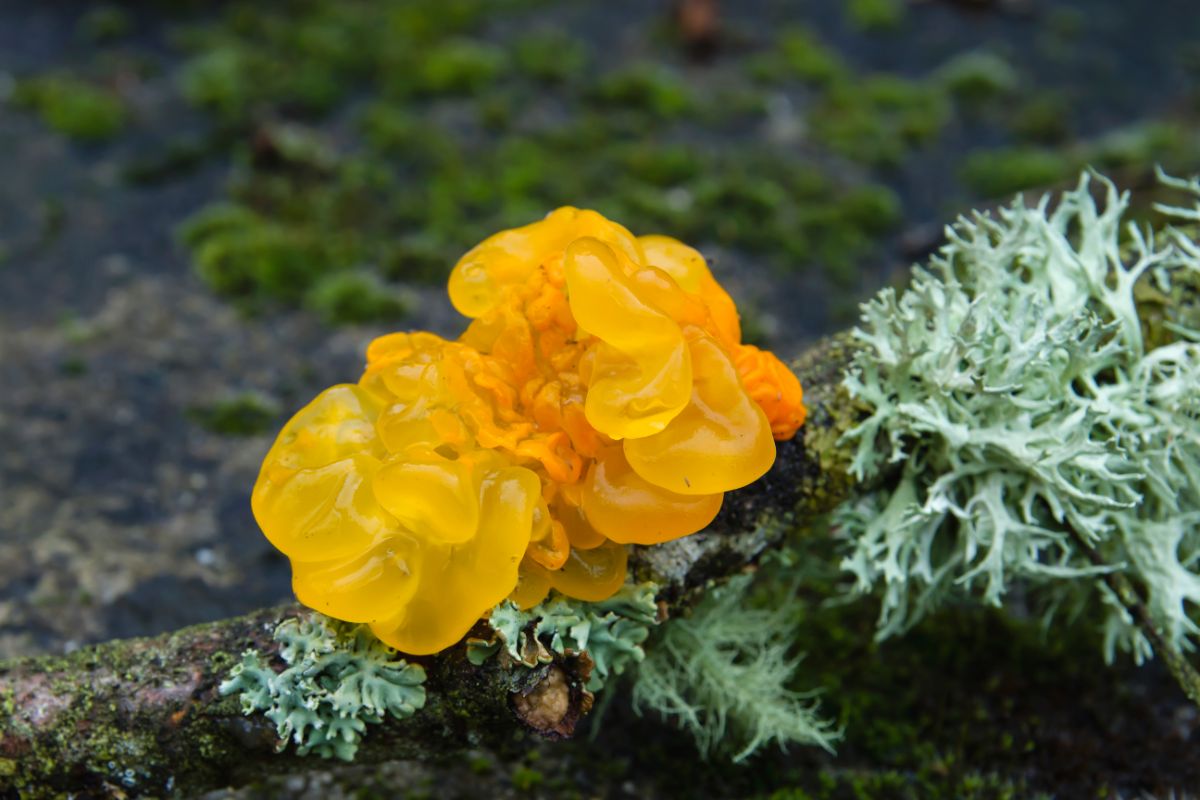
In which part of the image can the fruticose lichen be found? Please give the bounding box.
[631,571,840,762]
[469,582,659,692]
[838,170,1200,662]
[218,614,426,760]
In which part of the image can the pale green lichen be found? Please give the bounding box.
[838,170,1200,662]
[219,614,426,760]
[469,583,658,692]
[631,572,840,762]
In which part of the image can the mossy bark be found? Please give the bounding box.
[0,334,868,798]
[0,605,571,798]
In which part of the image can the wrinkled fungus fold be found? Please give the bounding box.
[253,207,807,654]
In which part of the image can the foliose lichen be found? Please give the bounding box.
[218,614,426,761]
[837,170,1200,662]
[468,583,659,692]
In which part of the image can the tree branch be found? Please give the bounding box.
[0,334,864,798]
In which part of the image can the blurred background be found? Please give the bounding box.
[1,1,1198,796]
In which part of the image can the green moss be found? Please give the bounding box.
[56,312,92,346]
[415,40,507,96]
[77,6,133,43]
[207,649,238,673]
[813,76,948,166]
[358,104,453,162]
[145,0,915,327]
[1011,92,1071,144]
[477,91,516,130]
[305,272,409,325]
[178,47,263,122]
[1082,121,1200,173]
[178,38,344,122]
[58,356,88,377]
[179,203,331,303]
[514,29,588,84]
[467,753,494,774]
[801,398,863,508]
[256,122,339,171]
[591,65,694,119]
[189,392,280,436]
[866,76,948,138]
[122,136,215,185]
[823,185,903,252]
[762,769,1039,800]
[749,27,847,86]
[936,51,1019,104]
[766,182,900,285]
[379,234,455,283]
[960,146,1074,196]
[617,143,702,188]
[385,0,487,40]
[510,766,544,791]
[12,76,125,142]
[1045,7,1086,40]
[846,0,906,31]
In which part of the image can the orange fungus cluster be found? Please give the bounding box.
[252,208,806,655]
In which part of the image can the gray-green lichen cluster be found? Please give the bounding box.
[219,614,426,760]
[632,570,841,762]
[472,576,838,762]
[470,583,658,692]
[838,170,1200,661]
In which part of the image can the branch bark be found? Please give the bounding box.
[0,335,864,799]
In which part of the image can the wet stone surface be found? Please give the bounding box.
[0,277,371,655]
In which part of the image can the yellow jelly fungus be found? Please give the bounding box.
[253,207,807,654]
[565,237,692,440]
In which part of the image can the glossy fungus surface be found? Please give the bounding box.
[253,208,806,654]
